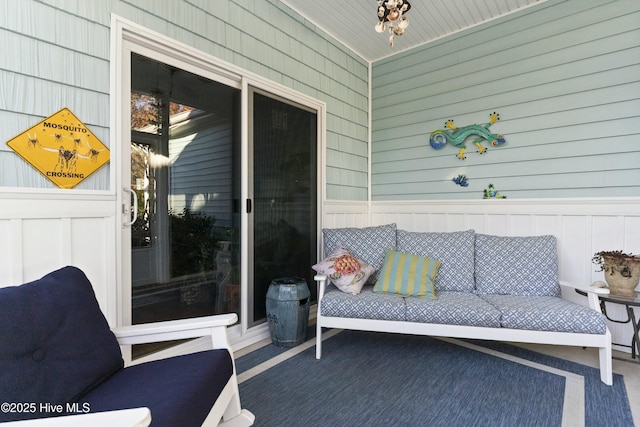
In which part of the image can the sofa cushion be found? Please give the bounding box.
[373,249,440,299]
[479,294,607,334]
[405,291,502,327]
[312,246,375,295]
[320,285,406,321]
[323,223,397,284]
[0,266,124,422]
[475,234,561,297]
[396,229,476,292]
[80,349,232,427]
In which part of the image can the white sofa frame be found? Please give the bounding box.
[315,274,613,386]
[4,313,255,427]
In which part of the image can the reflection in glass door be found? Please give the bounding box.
[129,53,241,356]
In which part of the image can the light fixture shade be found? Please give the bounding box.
[376,0,411,46]
[377,0,411,22]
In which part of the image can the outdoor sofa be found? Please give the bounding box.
[313,224,613,385]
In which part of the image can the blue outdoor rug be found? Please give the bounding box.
[236,330,633,427]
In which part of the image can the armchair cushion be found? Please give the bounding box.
[0,266,123,421]
[80,349,233,427]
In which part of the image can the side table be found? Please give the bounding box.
[576,289,640,359]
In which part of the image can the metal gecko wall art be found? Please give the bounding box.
[429,112,505,159]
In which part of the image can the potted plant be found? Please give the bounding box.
[592,250,640,297]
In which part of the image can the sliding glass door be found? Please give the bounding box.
[249,89,318,325]
[128,54,241,356]
[120,43,320,353]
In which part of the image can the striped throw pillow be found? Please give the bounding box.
[374,249,441,299]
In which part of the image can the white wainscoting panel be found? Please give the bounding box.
[322,197,640,354]
[321,200,369,228]
[0,192,118,324]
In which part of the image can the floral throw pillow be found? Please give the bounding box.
[312,246,375,295]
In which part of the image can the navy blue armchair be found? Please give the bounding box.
[0,266,254,426]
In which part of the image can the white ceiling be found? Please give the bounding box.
[280,0,549,62]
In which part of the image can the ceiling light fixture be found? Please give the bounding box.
[375,0,411,47]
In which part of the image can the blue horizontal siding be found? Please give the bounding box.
[371,0,640,200]
[0,0,369,196]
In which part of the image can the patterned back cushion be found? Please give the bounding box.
[323,223,397,284]
[475,234,561,297]
[396,229,476,291]
[373,249,440,299]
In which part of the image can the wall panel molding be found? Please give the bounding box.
[0,193,118,324]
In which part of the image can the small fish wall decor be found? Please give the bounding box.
[483,183,507,199]
[452,174,469,187]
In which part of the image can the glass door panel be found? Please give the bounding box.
[250,90,318,325]
[130,53,241,356]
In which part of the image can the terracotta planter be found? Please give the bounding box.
[602,255,640,297]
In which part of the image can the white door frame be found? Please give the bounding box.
[110,15,326,354]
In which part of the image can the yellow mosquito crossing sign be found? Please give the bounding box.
[6,108,110,188]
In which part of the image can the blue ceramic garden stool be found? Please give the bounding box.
[266,278,310,348]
